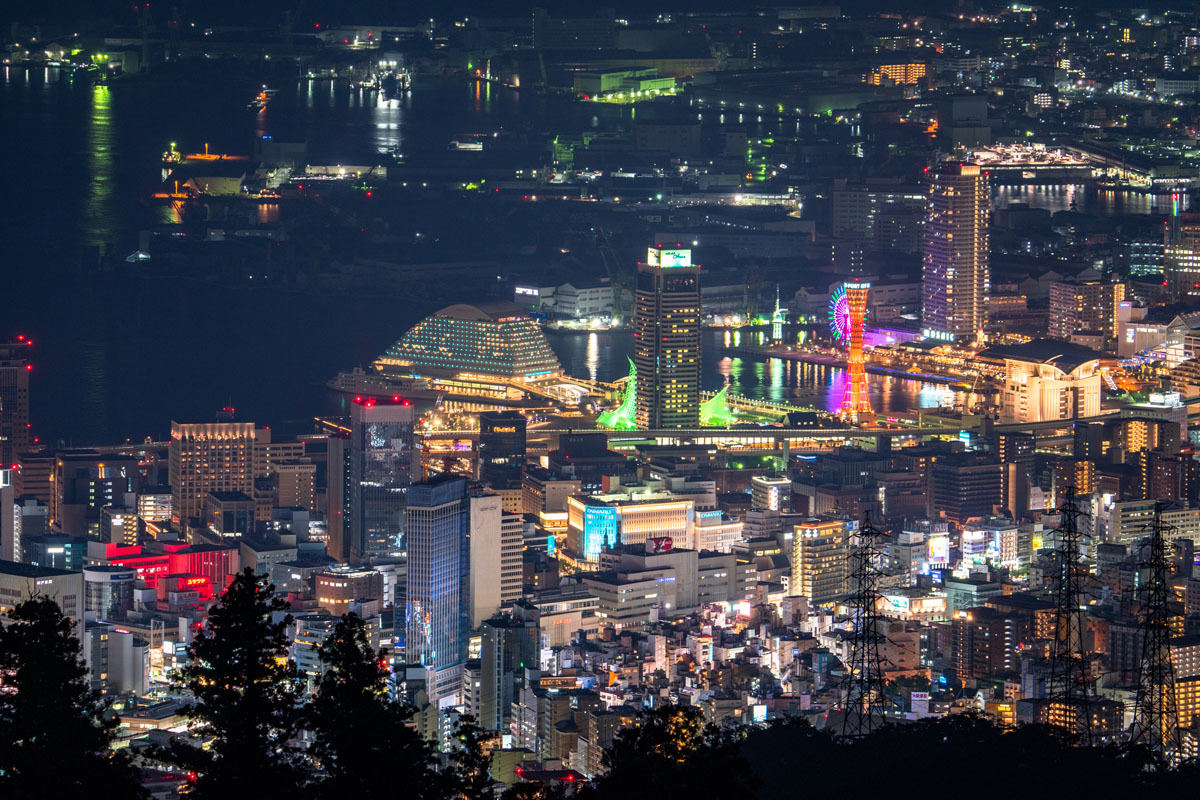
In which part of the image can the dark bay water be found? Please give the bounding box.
[2,62,1108,443]
[1,63,527,445]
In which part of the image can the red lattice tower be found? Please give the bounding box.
[840,282,873,423]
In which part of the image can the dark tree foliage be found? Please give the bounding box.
[743,713,1159,800]
[306,612,437,799]
[501,781,571,800]
[0,595,146,799]
[443,713,495,800]
[738,714,837,797]
[585,705,758,800]
[169,568,304,799]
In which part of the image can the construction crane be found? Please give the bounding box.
[743,263,763,320]
[166,6,179,61]
[593,224,631,322]
[135,3,152,73]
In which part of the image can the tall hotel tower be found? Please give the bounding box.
[633,246,701,429]
[404,475,470,703]
[169,421,255,525]
[922,163,989,341]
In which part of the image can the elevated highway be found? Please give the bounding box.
[418,409,1136,451]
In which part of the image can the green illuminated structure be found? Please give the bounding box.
[700,385,735,427]
[597,358,638,430]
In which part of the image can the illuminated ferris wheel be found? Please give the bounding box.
[828,284,850,343]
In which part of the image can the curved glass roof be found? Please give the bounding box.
[375,303,562,379]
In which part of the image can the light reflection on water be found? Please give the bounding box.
[373,94,404,155]
[257,203,280,224]
[992,183,1193,215]
[547,330,965,415]
[585,333,599,382]
[84,84,113,248]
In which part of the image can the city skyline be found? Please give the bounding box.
[8,1,1200,795]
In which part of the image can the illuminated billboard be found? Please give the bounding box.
[583,505,620,559]
[928,534,950,566]
[647,247,691,268]
[646,536,673,554]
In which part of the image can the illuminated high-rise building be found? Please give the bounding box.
[1164,213,1200,298]
[633,247,701,429]
[1047,280,1125,343]
[751,475,791,511]
[169,421,255,527]
[864,63,927,86]
[478,410,526,495]
[922,163,989,340]
[405,475,470,703]
[347,396,418,564]
[791,519,852,604]
[53,451,142,540]
[466,489,524,628]
[0,468,14,561]
[840,281,873,422]
[0,339,33,465]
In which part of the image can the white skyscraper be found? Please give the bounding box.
[922,162,989,340]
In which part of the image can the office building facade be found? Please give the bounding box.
[930,455,1004,526]
[791,519,851,604]
[314,565,385,616]
[52,451,141,540]
[0,560,84,622]
[83,565,137,622]
[922,163,989,340]
[1165,213,1200,298]
[633,247,701,429]
[405,476,470,702]
[565,493,696,570]
[0,341,31,464]
[348,397,418,564]
[169,421,256,526]
[1047,280,1125,343]
[478,410,527,491]
[831,180,925,254]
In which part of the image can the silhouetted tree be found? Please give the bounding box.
[443,713,494,800]
[169,568,304,799]
[743,713,1162,799]
[306,612,436,799]
[501,781,571,800]
[740,715,836,798]
[0,595,145,798]
[588,705,757,800]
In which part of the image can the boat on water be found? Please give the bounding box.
[246,85,276,111]
[380,70,411,95]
